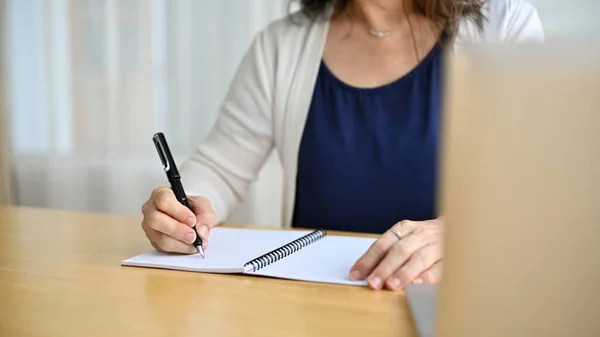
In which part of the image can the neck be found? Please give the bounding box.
[346,0,414,33]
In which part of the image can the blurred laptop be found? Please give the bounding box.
[405,38,600,337]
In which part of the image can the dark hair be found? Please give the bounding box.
[295,0,485,40]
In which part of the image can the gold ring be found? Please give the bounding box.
[152,187,171,199]
[390,229,403,241]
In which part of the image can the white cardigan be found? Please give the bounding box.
[179,0,545,228]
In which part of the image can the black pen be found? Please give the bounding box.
[152,132,205,258]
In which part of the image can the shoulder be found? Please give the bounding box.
[264,9,320,37]
[457,0,545,45]
[243,7,329,99]
[251,6,330,58]
[484,0,539,16]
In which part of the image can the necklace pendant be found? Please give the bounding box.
[369,29,391,38]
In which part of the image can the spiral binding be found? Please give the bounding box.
[244,229,326,272]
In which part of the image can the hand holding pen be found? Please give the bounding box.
[140,133,218,257]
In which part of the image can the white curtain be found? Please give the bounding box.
[3,0,289,226]
[2,0,599,225]
[0,17,11,205]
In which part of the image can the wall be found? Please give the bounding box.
[530,0,600,37]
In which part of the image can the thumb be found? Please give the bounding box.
[188,196,218,240]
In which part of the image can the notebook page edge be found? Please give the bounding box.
[251,270,368,286]
[121,258,245,274]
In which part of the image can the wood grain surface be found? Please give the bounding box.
[0,206,417,337]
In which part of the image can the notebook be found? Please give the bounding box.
[121,227,377,286]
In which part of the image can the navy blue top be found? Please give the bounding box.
[291,42,445,234]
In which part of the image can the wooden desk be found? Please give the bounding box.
[0,206,417,337]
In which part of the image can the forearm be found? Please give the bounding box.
[179,151,244,225]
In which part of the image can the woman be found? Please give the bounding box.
[140,0,544,290]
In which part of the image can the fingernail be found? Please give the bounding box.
[184,231,196,244]
[368,276,382,289]
[388,277,401,289]
[186,216,196,226]
[413,278,423,284]
[350,270,361,280]
[198,225,209,238]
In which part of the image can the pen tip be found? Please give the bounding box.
[197,245,205,259]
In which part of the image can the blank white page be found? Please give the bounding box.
[253,235,376,286]
[122,227,310,273]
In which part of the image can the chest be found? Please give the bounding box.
[323,43,421,87]
[300,49,444,168]
[322,20,441,89]
[292,50,445,231]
